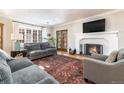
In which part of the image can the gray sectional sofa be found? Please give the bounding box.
[24,42,57,60]
[0,49,59,84]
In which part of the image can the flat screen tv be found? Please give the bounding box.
[83,19,105,33]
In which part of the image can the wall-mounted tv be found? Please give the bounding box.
[83,19,105,33]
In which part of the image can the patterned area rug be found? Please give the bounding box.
[33,55,87,84]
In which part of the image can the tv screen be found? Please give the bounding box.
[83,19,105,33]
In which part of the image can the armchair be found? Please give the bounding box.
[83,53,124,84]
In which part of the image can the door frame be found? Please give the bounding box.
[56,29,68,51]
[0,23,3,49]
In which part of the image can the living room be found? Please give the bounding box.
[1,9,124,85]
[2,0,124,92]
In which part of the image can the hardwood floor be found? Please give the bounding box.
[57,51,85,60]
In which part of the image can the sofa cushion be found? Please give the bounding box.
[0,58,13,84]
[29,50,46,56]
[117,48,124,61]
[0,49,14,61]
[25,43,41,51]
[105,50,118,63]
[7,57,33,72]
[40,42,51,49]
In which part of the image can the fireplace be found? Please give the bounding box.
[84,44,103,55]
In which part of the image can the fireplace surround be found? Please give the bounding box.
[77,31,118,55]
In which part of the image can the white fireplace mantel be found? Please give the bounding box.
[80,31,118,39]
[75,31,119,55]
[82,31,118,35]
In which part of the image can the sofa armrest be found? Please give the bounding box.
[12,65,59,84]
[91,53,108,61]
[47,46,56,49]
[24,48,30,53]
[7,57,33,72]
[0,60,13,84]
[83,58,110,66]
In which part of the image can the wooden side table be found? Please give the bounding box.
[11,49,27,57]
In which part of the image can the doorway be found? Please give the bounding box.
[56,30,68,51]
[0,23,3,49]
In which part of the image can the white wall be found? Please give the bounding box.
[0,16,13,53]
[52,10,124,52]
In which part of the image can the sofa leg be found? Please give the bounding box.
[84,78,89,82]
[84,78,95,84]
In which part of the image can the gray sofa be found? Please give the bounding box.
[83,49,124,84]
[24,42,57,60]
[0,49,59,84]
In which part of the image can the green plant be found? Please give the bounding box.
[49,34,55,47]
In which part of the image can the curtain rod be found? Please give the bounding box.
[12,20,45,28]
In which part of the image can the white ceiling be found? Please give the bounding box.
[0,9,114,26]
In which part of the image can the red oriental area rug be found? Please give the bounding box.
[33,55,87,84]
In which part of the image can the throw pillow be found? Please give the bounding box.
[0,49,14,61]
[105,50,118,63]
[117,48,124,61]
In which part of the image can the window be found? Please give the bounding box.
[26,29,32,43]
[13,22,44,43]
[33,29,37,43]
[42,28,48,42]
[38,30,42,42]
[19,28,25,43]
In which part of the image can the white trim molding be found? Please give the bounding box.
[54,10,124,28]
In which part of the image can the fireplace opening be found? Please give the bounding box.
[84,44,103,55]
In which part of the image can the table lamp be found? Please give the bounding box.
[11,33,23,51]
